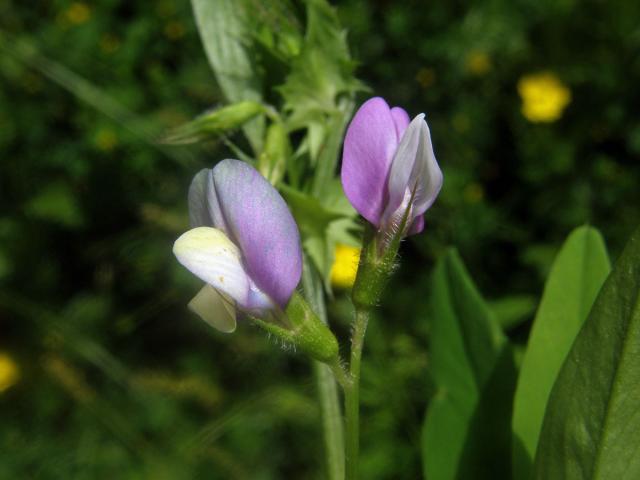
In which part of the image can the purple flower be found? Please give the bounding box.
[173,159,302,331]
[341,97,443,235]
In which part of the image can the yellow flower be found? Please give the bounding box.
[465,51,492,76]
[164,21,185,40]
[330,244,361,289]
[518,72,571,123]
[0,352,20,393]
[66,2,91,25]
[95,128,118,151]
[100,34,121,54]
[416,68,436,89]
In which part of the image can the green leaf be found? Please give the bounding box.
[489,294,537,332]
[280,184,359,284]
[278,0,363,197]
[533,225,640,479]
[512,226,610,479]
[423,249,517,480]
[24,182,83,228]
[191,0,265,152]
[280,185,344,239]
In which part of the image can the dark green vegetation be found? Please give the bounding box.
[1,1,639,478]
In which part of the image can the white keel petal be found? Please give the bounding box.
[188,284,236,333]
[173,227,251,307]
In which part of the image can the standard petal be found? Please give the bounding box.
[390,106,410,141]
[188,169,212,227]
[210,160,302,308]
[173,226,253,308]
[341,97,399,226]
[188,284,236,333]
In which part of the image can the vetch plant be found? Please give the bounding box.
[169,1,640,479]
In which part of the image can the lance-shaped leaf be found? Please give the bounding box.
[533,225,640,479]
[422,249,517,480]
[512,226,610,479]
[191,0,264,152]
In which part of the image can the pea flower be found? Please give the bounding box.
[173,159,302,332]
[517,72,571,123]
[341,97,443,237]
[330,244,361,289]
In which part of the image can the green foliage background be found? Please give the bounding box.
[1,0,639,478]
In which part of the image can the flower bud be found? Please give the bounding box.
[163,101,264,144]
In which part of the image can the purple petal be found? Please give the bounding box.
[390,107,410,141]
[209,159,302,307]
[341,97,399,226]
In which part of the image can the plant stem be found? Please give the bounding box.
[302,255,345,480]
[345,308,370,480]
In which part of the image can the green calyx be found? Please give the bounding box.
[253,291,339,363]
[351,224,399,309]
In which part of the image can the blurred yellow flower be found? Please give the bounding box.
[330,244,361,289]
[416,67,436,89]
[100,34,121,54]
[518,72,571,123]
[66,2,91,25]
[164,21,185,40]
[95,128,118,151]
[0,352,20,393]
[465,51,492,76]
[464,182,485,204]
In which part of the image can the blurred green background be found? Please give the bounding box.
[1,0,639,478]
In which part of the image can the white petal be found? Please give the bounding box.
[410,116,443,214]
[188,284,236,333]
[385,114,424,215]
[173,227,250,306]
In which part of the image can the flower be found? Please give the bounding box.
[0,352,20,393]
[517,72,571,123]
[173,160,302,332]
[465,51,492,76]
[341,97,443,236]
[330,244,361,289]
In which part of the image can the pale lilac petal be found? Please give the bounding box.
[409,116,443,215]
[188,284,237,333]
[408,214,425,236]
[206,169,231,234]
[188,169,212,227]
[173,227,253,308]
[390,107,410,141]
[383,114,443,228]
[383,114,424,224]
[210,160,302,307]
[341,97,399,226]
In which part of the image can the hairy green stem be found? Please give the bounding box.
[302,256,345,480]
[345,308,370,480]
